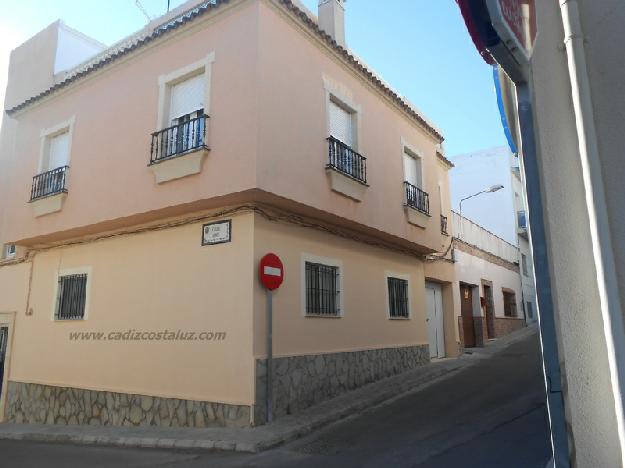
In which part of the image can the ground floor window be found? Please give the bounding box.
[305,261,340,316]
[56,273,88,320]
[503,290,517,317]
[387,277,409,318]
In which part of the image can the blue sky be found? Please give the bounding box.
[0,0,506,156]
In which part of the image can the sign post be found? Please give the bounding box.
[258,253,284,423]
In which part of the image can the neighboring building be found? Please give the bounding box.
[458,1,625,465]
[450,146,537,324]
[451,212,525,348]
[0,0,455,428]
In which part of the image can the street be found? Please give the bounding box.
[1,332,552,468]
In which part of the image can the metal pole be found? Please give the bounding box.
[266,289,273,424]
[516,83,570,467]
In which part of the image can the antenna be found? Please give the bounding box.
[134,0,153,22]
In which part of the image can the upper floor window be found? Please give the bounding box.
[517,210,527,229]
[3,244,16,259]
[168,73,205,127]
[521,253,529,276]
[45,130,70,171]
[151,54,214,167]
[403,148,423,189]
[329,99,354,147]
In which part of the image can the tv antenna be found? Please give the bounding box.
[134,0,153,22]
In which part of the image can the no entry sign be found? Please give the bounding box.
[259,253,284,290]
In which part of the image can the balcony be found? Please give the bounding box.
[440,214,448,235]
[325,136,368,201]
[149,114,210,183]
[404,182,429,215]
[29,166,69,217]
[404,182,430,228]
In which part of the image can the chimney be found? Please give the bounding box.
[318,0,346,48]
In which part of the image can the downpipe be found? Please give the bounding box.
[560,1,625,465]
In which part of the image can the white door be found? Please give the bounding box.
[425,282,445,358]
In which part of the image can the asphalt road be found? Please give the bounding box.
[1,333,552,468]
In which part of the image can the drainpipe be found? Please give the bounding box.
[516,84,570,468]
[559,1,625,464]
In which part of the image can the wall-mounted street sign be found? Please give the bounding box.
[259,253,284,291]
[202,220,231,246]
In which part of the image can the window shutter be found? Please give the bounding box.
[403,152,422,187]
[329,100,353,147]
[48,132,70,170]
[169,74,205,122]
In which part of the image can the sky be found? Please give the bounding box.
[0,0,507,157]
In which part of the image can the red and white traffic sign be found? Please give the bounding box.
[259,253,284,290]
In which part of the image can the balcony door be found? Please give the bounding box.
[47,131,70,171]
[403,150,422,189]
[168,74,205,155]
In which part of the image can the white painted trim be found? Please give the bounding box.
[384,271,412,320]
[156,51,215,131]
[0,311,16,422]
[301,253,344,318]
[38,116,76,173]
[322,74,362,151]
[51,266,93,321]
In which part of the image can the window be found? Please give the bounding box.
[503,290,517,317]
[153,54,214,165]
[166,74,206,156]
[55,273,88,320]
[46,131,70,171]
[517,210,527,229]
[329,99,354,147]
[521,254,528,276]
[4,244,16,259]
[403,149,423,189]
[527,301,534,319]
[387,277,409,318]
[305,261,340,316]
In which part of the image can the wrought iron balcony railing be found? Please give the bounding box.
[326,136,367,184]
[150,114,209,164]
[440,214,448,235]
[404,181,430,215]
[30,166,69,201]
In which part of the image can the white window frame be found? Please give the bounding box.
[384,271,412,320]
[301,253,344,318]
[51,267,92,321]
[38,117,75,174]
[323,74,361,151]
[401,137,425,189]
[3,244,16,260]
[156,52,215,131]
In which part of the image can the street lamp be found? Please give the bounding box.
[459,184,504,237]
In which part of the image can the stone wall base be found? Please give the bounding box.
[5,382,250,428]
[255,344,430,424]
[494,317,526,337]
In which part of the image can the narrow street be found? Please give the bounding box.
[1,332,552,468]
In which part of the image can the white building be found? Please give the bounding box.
[449,146,537,323]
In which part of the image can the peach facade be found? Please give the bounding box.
[0,0,455,427]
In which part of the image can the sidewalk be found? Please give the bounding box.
[0,326,538,453]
